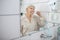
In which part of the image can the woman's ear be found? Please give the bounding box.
[26,8,28,11]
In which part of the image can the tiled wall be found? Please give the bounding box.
[21,0,60,23]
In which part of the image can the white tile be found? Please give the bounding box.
[48,13,60,23]
[22,0,49,4]
[0,0,20,15]
[55,13,60,23]
[0,15,20,39]
[34,3,50,12]
[57,0,60,2]
[49,0,57,3]
[56,2,60,12]
[21,3,50,13]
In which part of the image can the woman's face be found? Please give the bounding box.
[27,6,35,15]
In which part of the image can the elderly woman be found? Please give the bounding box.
[21,5,45,36]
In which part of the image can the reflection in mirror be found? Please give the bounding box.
[20,5,46,37]
[20,1,59,40]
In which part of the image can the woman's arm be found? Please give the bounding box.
[36,11,45,27]
[37,16,45,27]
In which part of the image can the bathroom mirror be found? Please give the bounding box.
[20,0,59,40]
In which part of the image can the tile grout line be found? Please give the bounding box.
[0,14,20,16]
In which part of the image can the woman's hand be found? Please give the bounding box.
[36,11,41,17]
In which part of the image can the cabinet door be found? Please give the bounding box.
[0,15,20,40]
[0,0,20,15]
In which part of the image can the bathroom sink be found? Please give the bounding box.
[20,30,54,40]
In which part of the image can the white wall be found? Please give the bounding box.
[0,0,20,40]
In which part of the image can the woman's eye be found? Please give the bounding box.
[30,8,32,9]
